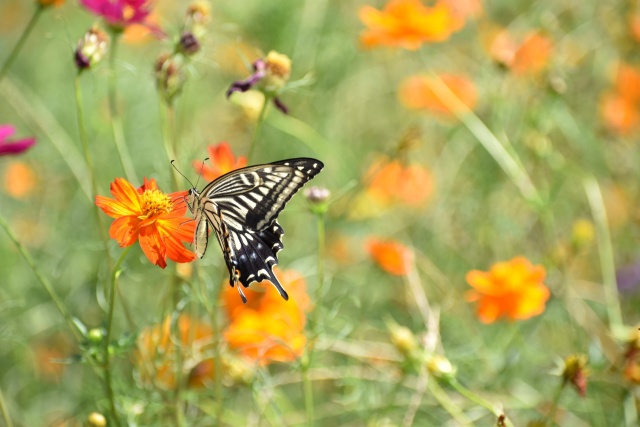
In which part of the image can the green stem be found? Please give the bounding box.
[76,72,136,331]
[545,381,565,425]
[103,246,131,427]
[0,5,43,83]
[0,213,83,343]
[0,387,13,427]
[423,73,541,208]
[302,355,314,427]
[449,379,514,427]
[247,96,269,163]
[427,378,474,427]
[107,33,138,183]
[160,102,179,191]
[583,177,624,332]
[75,73,111,259]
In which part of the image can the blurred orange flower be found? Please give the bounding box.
[193,142,247,182]
[95,177,196,268]
[441,0,482,20]
[32,334,73,382]
[3,161,36,198]
[359,0,464,50]
[601,63,640,134]
[466,257,550,323]
[368,158,434,207]
[223,268,311,365]
[367,238,413,276]
[135,315,216,390]
[399,73,477,116]
[38,0,65,7]
[490,30,553,75]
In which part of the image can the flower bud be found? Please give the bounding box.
[186,0,211,26]
[179,32,200,55]
[75,27,109,71]
[562,354,588,397]
[426,355,457,380]
[155,53,186,105]
[87,328,104,344]
[87,412,107,427]
[263,51,292,90]
[305,186,330,215]
[222,355,254,386]
[388,324,418,357]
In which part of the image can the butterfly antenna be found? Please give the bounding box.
[171,160,196,189]
[194,157,209,190]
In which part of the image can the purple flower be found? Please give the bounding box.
[80,0,162,35]
[226,51,293,114]
[616,262,640,294]
[0,125,35,156]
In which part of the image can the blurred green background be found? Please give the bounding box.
[1,0,640,425]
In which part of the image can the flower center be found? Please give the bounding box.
[140,189,173,219]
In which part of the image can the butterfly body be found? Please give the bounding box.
[188,158,324,303]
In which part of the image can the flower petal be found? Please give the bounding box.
[139,224,167,268]
[0,138,35,156]
[109,215,141,247]
[0,125,16,141]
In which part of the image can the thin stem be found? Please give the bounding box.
[423,74,541,208]
[107,33,138,183]
[450,379,515,427]
[76,72,136,331]
[247,96,269,163]
[103,246,132,427]
[160,102,179,191]
[427,378,474,427]
[545,381,565,425]
[302,355,314,427]
[0,213,83,343]
[0,387,14,427]
[75,73,112,260]
[0,5,43,83]
[584,177,624,332]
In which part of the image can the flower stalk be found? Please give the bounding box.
[103,245,132,427]
[107,33,138,183]
[0,5,44,83]
[248,96,269,163]
[0,387,13,427]
[0,213,83,343]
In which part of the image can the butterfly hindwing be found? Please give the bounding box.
[191,158,324,302]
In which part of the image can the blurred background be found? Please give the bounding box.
[1,0,640,425]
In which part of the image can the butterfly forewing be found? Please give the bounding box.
[191,158,324,302]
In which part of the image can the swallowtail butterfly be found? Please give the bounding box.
[187,158,324,303]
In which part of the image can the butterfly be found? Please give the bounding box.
[187,158,324,303]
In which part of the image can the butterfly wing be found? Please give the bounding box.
[197,158,324,300]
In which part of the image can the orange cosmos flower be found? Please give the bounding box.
[466,257,550,323]
[3,161,36,199]
[399,73,477,116]
[95,177,196,268]
[193,142,247,182]
[367,158,434,207]
[359,0,464,50]
[367,238,413,276]
[601,63,640,134]
[223,269,311,366]
[135,315,216,390]
[38,0,65,7]
[489,30,552,75]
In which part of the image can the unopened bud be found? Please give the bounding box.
[87,328,104,344]
[75,27,109,71]
[304,186,330,215]
[263,51,291,90]
[388,324,418,357]
[87,412,107,427]
[562,354,588,397]
[426,355,457,380]
[186,0,211,26]
[155,53,185,105]
[571,219,594,249]
[179,32,200,55]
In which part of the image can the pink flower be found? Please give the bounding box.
[0,125,35,156]
[80,0,157,31]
